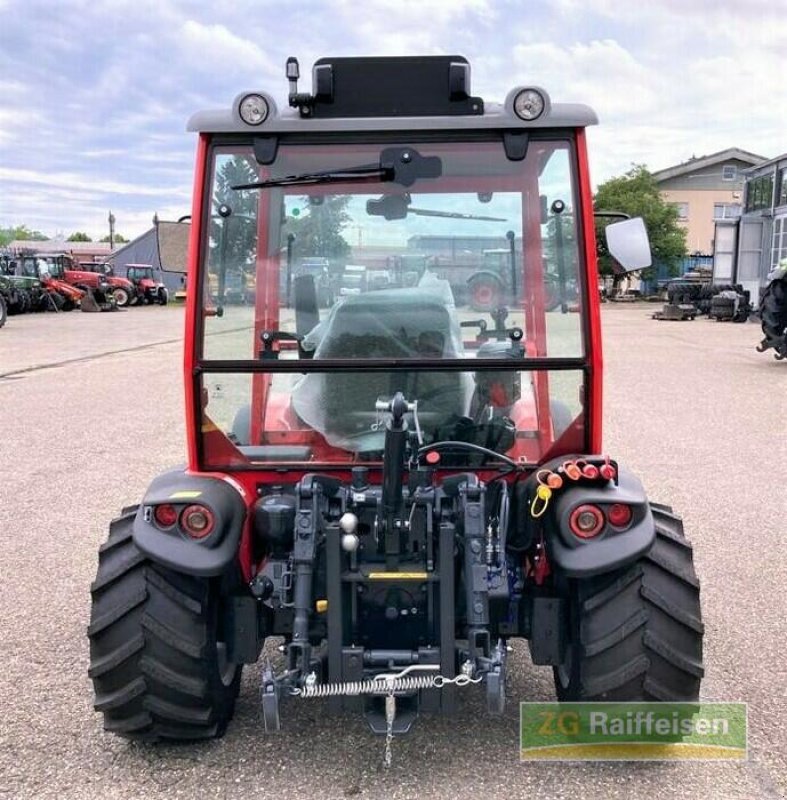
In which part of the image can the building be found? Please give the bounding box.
[106,219,190,294]
[6,239,113,263]
[652,148,767,254]
[713,152,787,305]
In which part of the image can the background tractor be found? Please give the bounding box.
[88,57,703,759]
[0,279,7,327]
[126,264,169,305]
[17,255,85,310]
[0,256,48,313]
[67,260,136,307]
[757,259,787,358]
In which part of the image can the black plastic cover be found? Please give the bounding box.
[307,56,484,118]
[133,468,246,576]
[548,462,655,577]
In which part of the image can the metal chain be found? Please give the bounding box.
[290,668,484,770]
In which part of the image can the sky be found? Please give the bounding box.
[0,0,784,242]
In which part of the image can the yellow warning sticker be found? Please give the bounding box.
[367,572,428,580]
[169,490,203,499]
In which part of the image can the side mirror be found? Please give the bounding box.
[604,217,651,272]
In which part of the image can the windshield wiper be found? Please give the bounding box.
[232,164,389,190]
[232,146,442,191]
[407,207,507,222]
[367,193,506,222]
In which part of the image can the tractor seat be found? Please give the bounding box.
[291,287,472,451]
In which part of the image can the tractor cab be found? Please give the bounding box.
[193,65,649,471]
[89,56,702,755]
[126,264,169,305]
[21,255,62,280]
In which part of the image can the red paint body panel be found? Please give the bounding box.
[63,269,134,292]
[185,135,210,472]
[44,278,84,301]
[576,128,603,452]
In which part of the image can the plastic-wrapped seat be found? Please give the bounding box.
[292,283,472,451]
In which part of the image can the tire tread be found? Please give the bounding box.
[88,513,241,742]
[554,504,704,703]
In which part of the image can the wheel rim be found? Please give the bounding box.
[471,282,499,310]
[544,276,561,310]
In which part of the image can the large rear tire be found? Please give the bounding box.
[759,277,787,344]
[88,508,242,741]
[553,504,703,702]
[0,294,6,327]
[468,275,503,312]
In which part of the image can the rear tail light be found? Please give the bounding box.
[607,503,633,528]
[153,503,178,529]
[569,504,605,539]
[180,504,216,539]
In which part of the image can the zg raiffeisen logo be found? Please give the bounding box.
[520,703,747,761]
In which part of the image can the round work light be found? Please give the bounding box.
[569,504,605,539]
[513,88,546,121]
[180,504,216,540]
[239,93,269,125]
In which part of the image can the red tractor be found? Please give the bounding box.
[89,57,703,756]
[68,261,136,307]
[125,264,169,305]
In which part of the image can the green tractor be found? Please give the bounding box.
[0,275,8,327]
[0,256,47,313]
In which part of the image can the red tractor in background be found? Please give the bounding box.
[125,264,169,305]
[68,261,136,308]
[88,56,703,760]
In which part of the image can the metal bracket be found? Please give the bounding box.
[485,640,507,714]
[261,662,281,733]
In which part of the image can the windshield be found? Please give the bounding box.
[198,137,588,469]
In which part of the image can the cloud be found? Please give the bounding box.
[0,0,784,239]
[178,20,280,78]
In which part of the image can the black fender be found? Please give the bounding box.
[132,467,247,576]
[546,460,655,578]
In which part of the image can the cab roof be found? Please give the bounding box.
[187,55,598,134]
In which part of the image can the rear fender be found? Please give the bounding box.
[467,269,504,287]
[546,460,655,577]
[132,468,246,576]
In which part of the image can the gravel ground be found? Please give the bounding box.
[0,305,785,800]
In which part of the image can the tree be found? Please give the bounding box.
[211,155,259,273]
[100,234,128,243]
[207,155,351,277]
[0,225,48,247]
[67,232,92,242]
[284,195,352,262]
[594,165,686,281]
